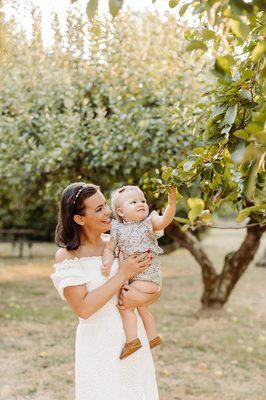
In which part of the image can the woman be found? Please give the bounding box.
[50,182,161,400]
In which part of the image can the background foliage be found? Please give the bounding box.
[163,0,266,227]
[0,9,209,239]
[86,0,266,229]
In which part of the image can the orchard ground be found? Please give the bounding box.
[0,228,265,400]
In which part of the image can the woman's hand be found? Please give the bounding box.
[117,284,161,310]
[117,251,152,282]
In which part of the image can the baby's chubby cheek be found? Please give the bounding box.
[144,208,149,218]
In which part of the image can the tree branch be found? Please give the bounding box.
[193,222,266,230]
[165,220,217,281]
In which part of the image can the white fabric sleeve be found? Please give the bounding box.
[50,262,89,301]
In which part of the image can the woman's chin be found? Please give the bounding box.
[102,222,111,232]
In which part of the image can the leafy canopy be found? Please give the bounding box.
[0,10,208,237]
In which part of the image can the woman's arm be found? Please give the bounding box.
[102,239,116,276]
[117,284,161,310]
[63,252,152,319]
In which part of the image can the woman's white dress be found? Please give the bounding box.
[50,256,159,400]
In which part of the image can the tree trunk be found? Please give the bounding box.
[212,223,266,306]
[166,221,266,309]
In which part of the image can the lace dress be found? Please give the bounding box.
[111,212,163,286]
[50,256,159,400]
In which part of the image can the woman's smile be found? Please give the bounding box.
[102,218,111,224]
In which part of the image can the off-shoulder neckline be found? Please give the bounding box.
[53,255,102,268]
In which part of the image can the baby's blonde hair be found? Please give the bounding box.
[111,185,141,221]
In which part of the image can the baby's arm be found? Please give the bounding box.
[102,239,116,277]
[151,186,176,231]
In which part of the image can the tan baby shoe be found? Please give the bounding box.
[120,338,142,360]
[149,336,162,350]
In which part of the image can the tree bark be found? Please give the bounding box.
[166,221,266,309]
[213,223,266,307]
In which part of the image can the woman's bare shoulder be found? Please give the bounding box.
[55,248,75,263]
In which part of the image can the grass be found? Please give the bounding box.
[0,229,265,400]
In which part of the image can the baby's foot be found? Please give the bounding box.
[149,336,162,350]
[120,338,142,360]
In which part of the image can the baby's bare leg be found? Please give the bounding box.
[119,308,138,343]
[130,281,159,341]
[138,305,158,341]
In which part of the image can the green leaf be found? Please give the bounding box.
[241,70,255,80]
[187,198,205,222]
[260,64,266,80]
[179,3,190,16]
[109,0,124,17]
[174,216,190,224]
[86,0,99,19]
[239,89,252,101]
[138,120,150,130]
[233,129,249,140]
[236,204,266,222]
[225,105,237,125]
[203,163,212,180]
[188,209,198,222]
[230,0,253,13]
[230,20,249,39]
[202,29,215,40]
[162,167,173,181]
[246,122,263,135]
[187,197,205,210]
[221,125,232,135]
[169,0,179,8]
[251,40,266,62]
[187,197,205,222]
[213,162,225,174]
[215,55,235,75]
[186,40,207,52]
[183,160,194,171]
[236,208,250,222]
[211,104,227,118]
[193,147,204,154]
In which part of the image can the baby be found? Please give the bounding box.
[102,185,176,359]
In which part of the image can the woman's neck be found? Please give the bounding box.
[80,227,102,246]
[76,227,106,257]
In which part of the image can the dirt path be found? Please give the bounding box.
[0,229,265,400]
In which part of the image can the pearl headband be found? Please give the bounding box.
[72,185,87,206]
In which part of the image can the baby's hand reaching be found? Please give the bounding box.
[102,262,111,277]
[168,186,177,205]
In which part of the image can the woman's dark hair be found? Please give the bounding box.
[55,182,99,250]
